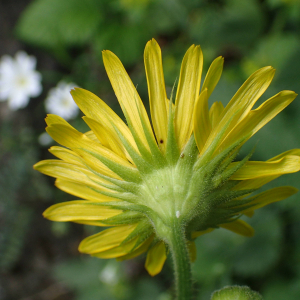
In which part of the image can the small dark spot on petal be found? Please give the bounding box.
[160,139,164,144]
[180,153,185,158]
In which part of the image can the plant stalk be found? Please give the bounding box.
[167,219,193,300]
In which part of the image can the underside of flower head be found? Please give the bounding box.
[34,38,299,276]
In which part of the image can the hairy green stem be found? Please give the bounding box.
[167,219,193,300]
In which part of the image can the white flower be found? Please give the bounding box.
[45,81,79,120]
[99,261,119,286]
[0,51,42,110]
[38,132,53,146]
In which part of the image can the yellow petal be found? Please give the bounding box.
[231,155,300,180]
[102,50,155,150]
[43,200,122,221]
[34,160,111,191]
[218,90,297,152]
[194,88,211,152]
[71,88,138,152]
[93,236,139,259]
[233,150,300,191]
[201,56,224,99]
[201,66,275,155]
[45,114,73,127]
[145,241,167,276]
[209,101,224,129]
[46,122,134,178]
[268,149,300,161]
[144,39,168,151]
[191,228,214,239]
[175,44,203,150]
[55,179,115,202]
[75,220,111,227]
[187,241,197,262]
[79,224,138,254]
[83,116,127,161]
[242,186,298,214]
[85,130,99,143]
[49,146,82,166]
[220,219,254,237]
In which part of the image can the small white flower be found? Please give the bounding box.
[99,261,119,286]
[0,51,42,110]
[38,132,53,146]
[45,81,79,120]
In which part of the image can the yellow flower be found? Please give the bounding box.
[34,39,299,277]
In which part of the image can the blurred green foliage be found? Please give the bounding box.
[1,0,300,299]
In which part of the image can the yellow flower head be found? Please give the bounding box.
[34,39,299,276]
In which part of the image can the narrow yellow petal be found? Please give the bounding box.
[93,236,139,259]
[45,114,73,127]
[194,89,211,152]
[242,186,298,214]
[71,88,138,152]
[234,150,300,191]
[209,101,224,129]
[191,228,214,239]
[145,241,167,276]
[83,116,127,160]
[85,130,99,143]
[34,160,112,191]
[102,50,155,149]
[74,220,109,227]
[201,56,224,99]
[43,200,122,221]
[175,45,203,150]
[55,179,115,202]
[79,224,138,254]
[218,90,297,152]
[220,219,254,237]
[201,66,275,155]
[187,241,197,262]
[117,235,154,261]
[231,155,300,180]
[46,122,135,178]
[144,39,168,151]
[268,149,300,161]
[49,146,82,166]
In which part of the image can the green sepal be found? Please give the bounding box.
[196,134,250,180]
[85,165,140,195]
[88,186,140,204]
[136,96,167,168]
[81,148,141,184]
[207,187,256,207]
[121,218,153,245]
[83,171,126,193]
[219,197,256,210]
[118,99,154,164]
[214,147,255,187]
[177,134,199,170]
[82,200,150,215]
[194,111,242,170]
[165,95,180,165]
[112,124,154,175]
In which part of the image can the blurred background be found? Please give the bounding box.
[1,0,300,299]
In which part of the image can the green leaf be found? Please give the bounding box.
[16,0,102,48]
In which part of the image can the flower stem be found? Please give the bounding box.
[167,219,193,300]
